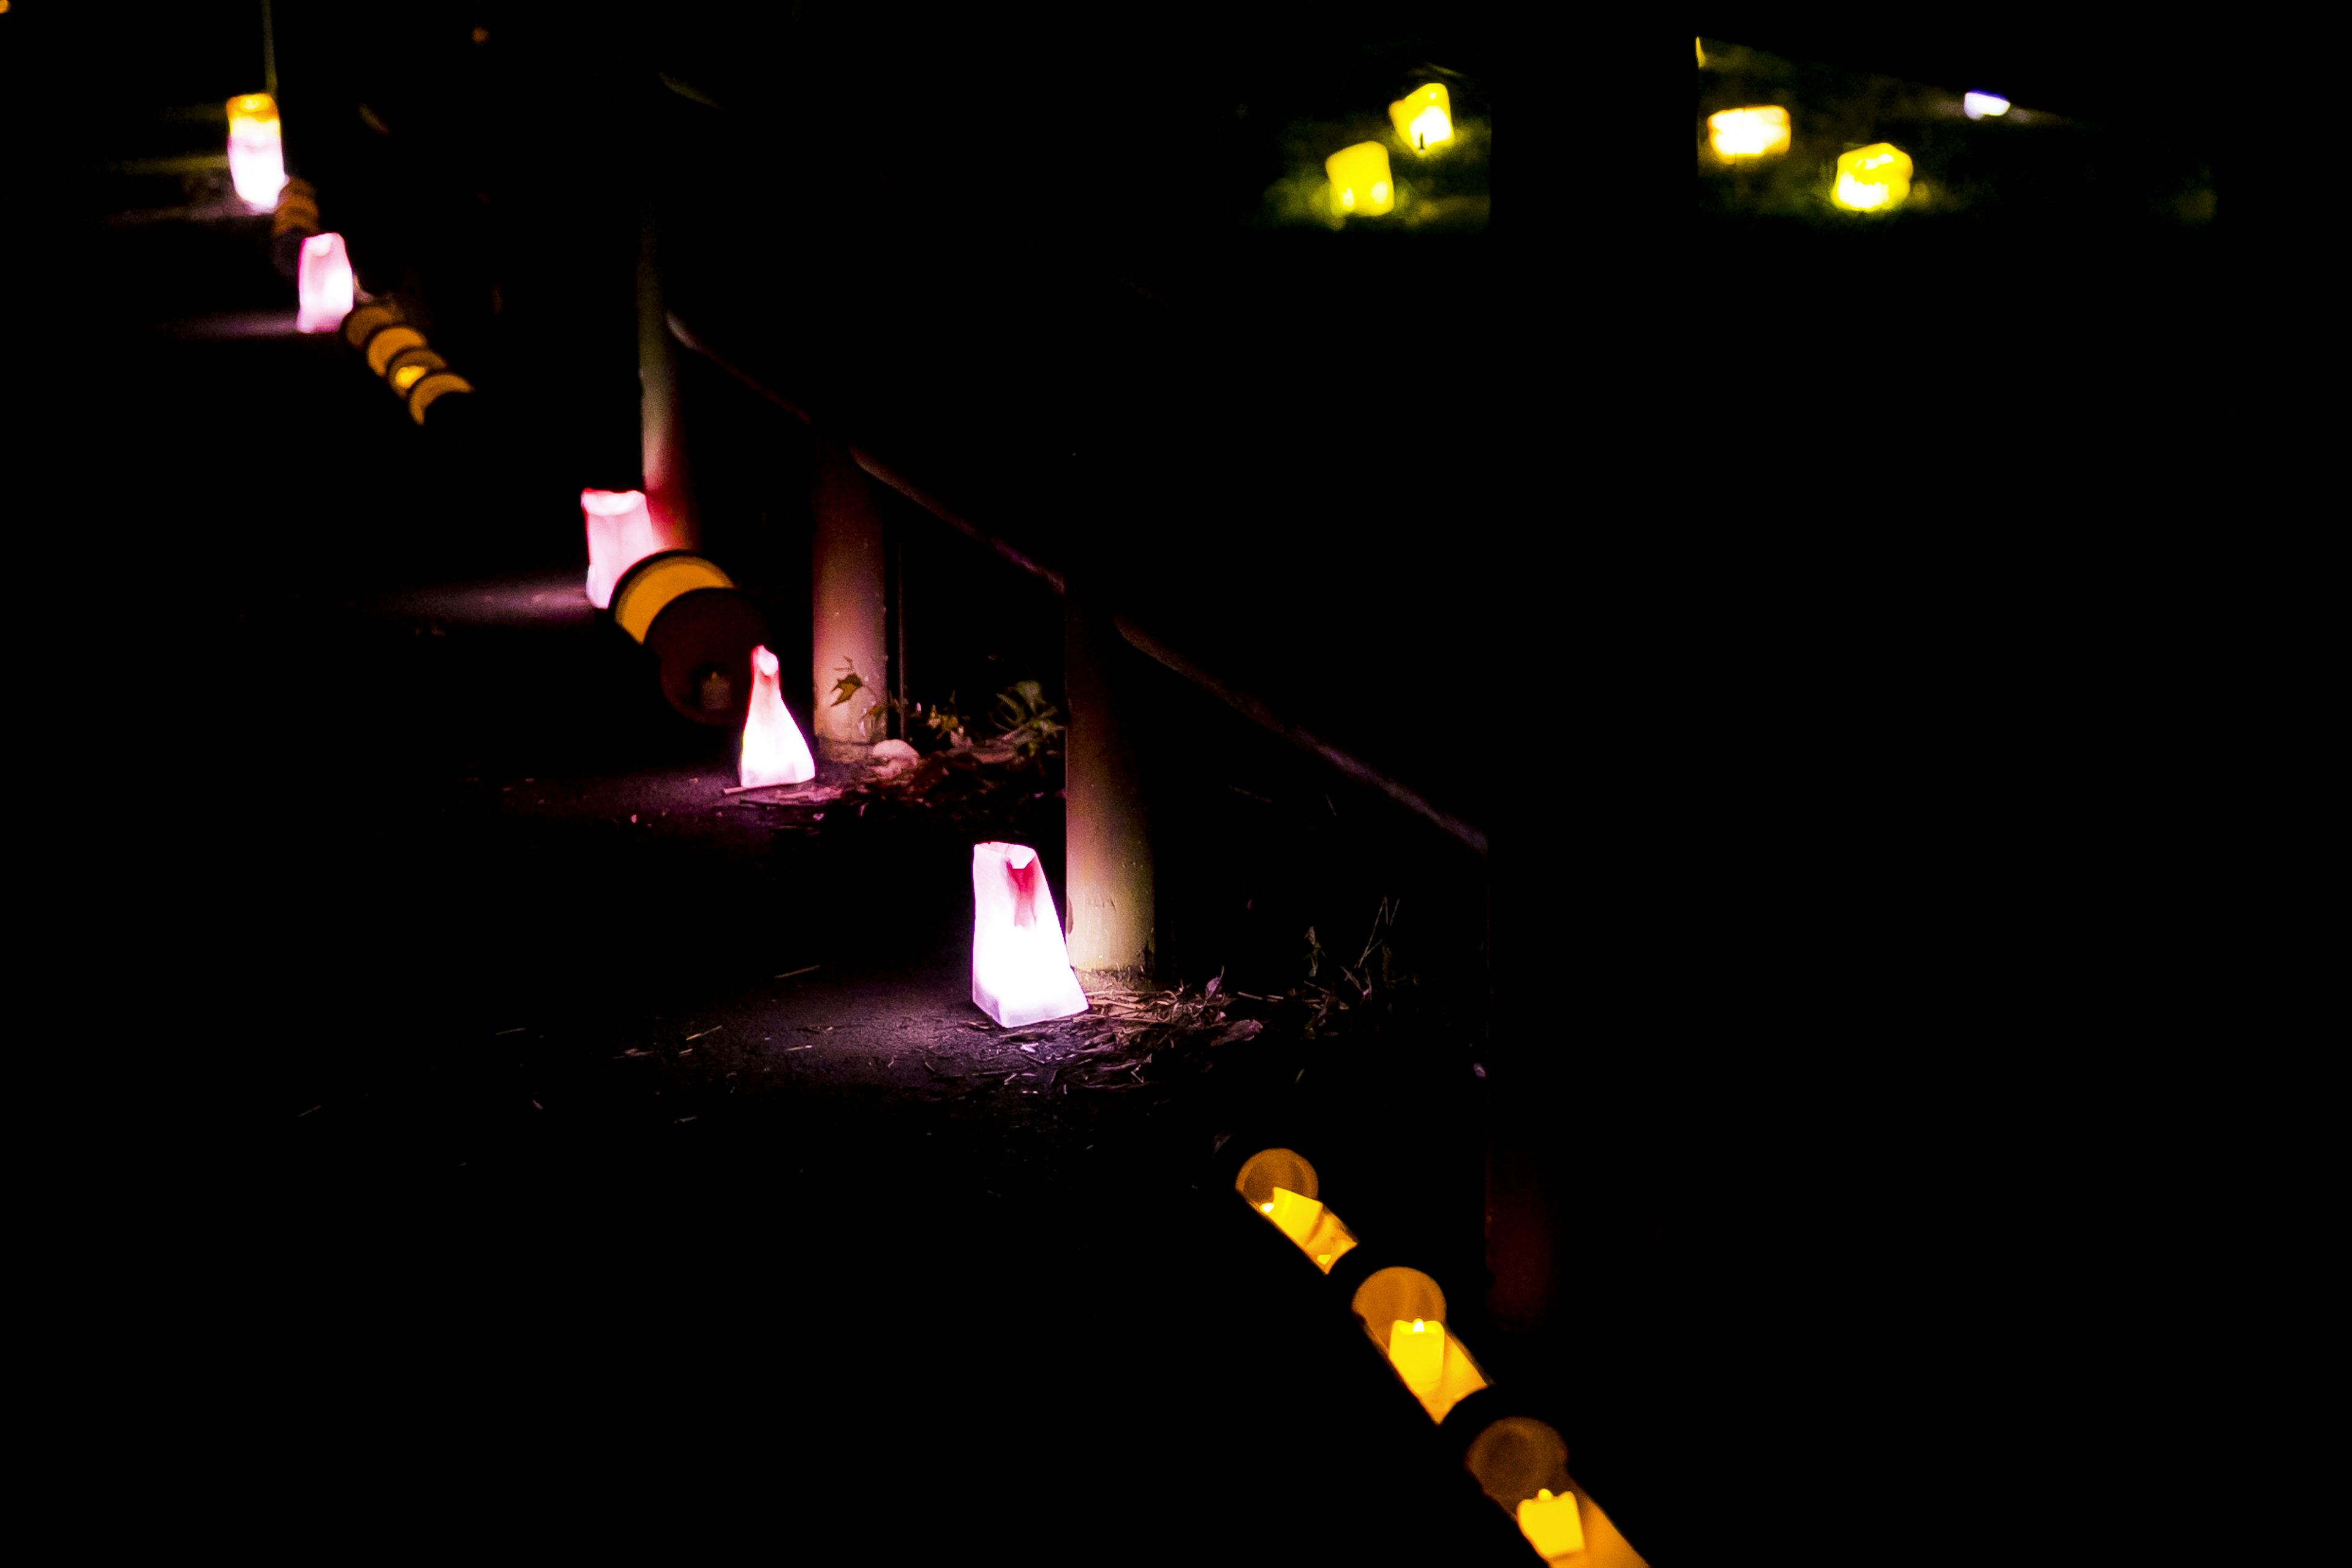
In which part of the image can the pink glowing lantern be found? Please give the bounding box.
[741,645,818,788]
[294,233,355,334]
[581,489,671,610]
[971,843,1089,1028]
[226,93,288,211]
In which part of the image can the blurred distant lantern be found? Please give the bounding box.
[1964,91,2011,119]
[740,645,817,788]
[294,233,354,334]
[1706,105,1790,160]
[610,551,771,726]
[970,843,1090,1028]
[1388,83,1453,153]
[582,489,674,610]
[1325,142,1393,217]
[1833,142,1914,211]
[1351,1266,1490,1423]
[226,93,288,210]
[1233,1148,1359,1273]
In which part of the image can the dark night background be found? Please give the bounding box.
[9,6,2273,1559]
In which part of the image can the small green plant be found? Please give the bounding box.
[1294,898,1414,1040]
[993,680,1064,759]
[829,660,1061,755]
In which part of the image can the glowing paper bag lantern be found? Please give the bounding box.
[294,233,355,334]
[1255,1185,1358,1272]
[1261,1186,1324,1246]
[1388,83,1453,153]
[1517,1490,1586,1559]
[1387,1318,1446,1397]
[740,645,817,788]
[1707,105,1790,160]
[226,93,288,211]
[1963,91,2010,119]
[971,842,1089,1028]
[582,489,670,610]
[1353,1265,1490,1422]
[1834,143,1914,211]
[1325,142,1393,217]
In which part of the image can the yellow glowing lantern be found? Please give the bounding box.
[1467,1418,1650,1567]
[741,645,817,788]
[1262,1186,1324,1246]
[1833,142,1913,211]
[1387,1318,1446,1397]
[1387,83,1453,154]
[1518,1490,1586,1558]
[971,842,1090,1028]
[1325,142,1393,217]
[226,92,288,211]
[1707,105,1790,161]
[1352,1266,1489,1421]
[1236,1149,1358,1273]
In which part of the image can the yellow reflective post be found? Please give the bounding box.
[1325,142,1393,217]
[1706,105,1790,161]
[1833,142,1914,211]
[1388,83,1453,154]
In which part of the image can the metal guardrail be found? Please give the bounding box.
[666,311,1489,860]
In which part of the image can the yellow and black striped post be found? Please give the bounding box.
[609,551,770,728]
[270,176,320,276]
[342,296,476,425]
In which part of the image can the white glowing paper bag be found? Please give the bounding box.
[741,645,817,788]
[295,233,355,334]
[582,489,669,609]
[227,93,288,211]
[971,843,1088,1028]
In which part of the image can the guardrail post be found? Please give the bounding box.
[810,437,889,762]
[637,197,693,549]
[1063,582,1155,979]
